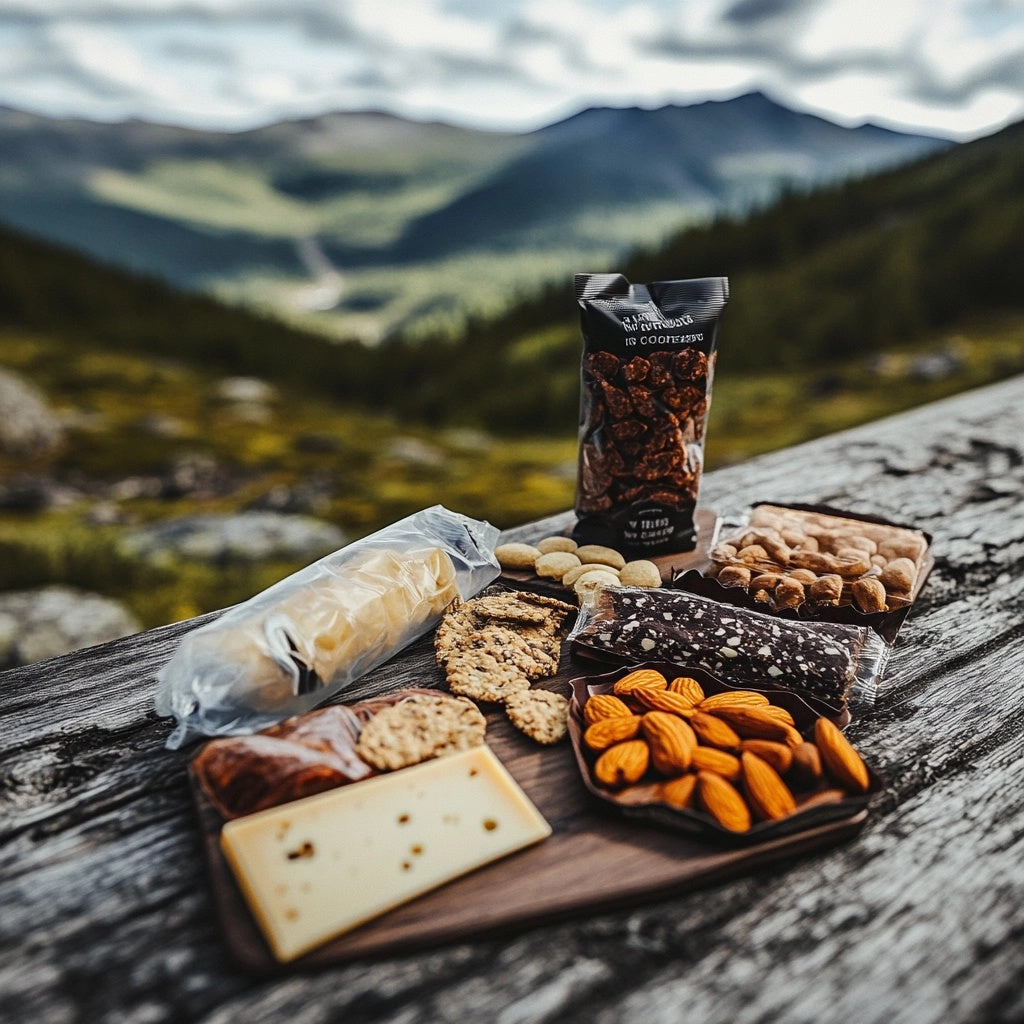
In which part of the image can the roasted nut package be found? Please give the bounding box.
[708,503,931,615]
[573,273,729,555]
[156,505,500,748]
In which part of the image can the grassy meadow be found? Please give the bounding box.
[4,311,1023,632]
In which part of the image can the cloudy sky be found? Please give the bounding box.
[0,0,1022,141]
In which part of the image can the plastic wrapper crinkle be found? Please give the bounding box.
[155,506,500,748]
[569,586,888,710]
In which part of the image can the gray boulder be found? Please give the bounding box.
[0,586,142,668]
[121,511,346,564]
[0,369,63,457]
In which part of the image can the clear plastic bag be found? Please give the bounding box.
[155,505,500,748]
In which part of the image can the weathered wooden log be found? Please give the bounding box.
[2,375,1024,1024]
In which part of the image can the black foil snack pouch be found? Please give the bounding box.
[573,273,729,554]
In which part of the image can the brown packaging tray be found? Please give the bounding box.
[676,502,934,645]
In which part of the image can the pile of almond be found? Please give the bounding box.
[581,667,870,833]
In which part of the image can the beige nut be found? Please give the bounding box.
[716,565,752,588]
[536,536,578,554]
[808,573,843,605]
[786,568,818,585]
[618,560,662,588]
[534,551,582,580]
[774,577,805,609]
[495,542,541,570]
[574,544,627,570]
[562,562,620,587]
[879,557,917,595]
[851,576,887,613]
[736,544,769,564]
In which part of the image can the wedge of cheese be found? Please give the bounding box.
[220,745,552,961]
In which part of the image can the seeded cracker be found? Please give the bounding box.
[435,590,576,706]
[505,689,569,745]
[355,693,487,771]
[460,623,561,680]
[444,650,532,703]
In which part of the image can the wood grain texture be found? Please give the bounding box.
[3,375,1024,1024]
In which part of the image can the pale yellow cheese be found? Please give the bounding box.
[220,745,552,961]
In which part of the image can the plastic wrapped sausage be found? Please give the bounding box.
[569,586,888,709]
[155,505,500,747]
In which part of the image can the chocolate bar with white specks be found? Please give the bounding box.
[569,586,887,709]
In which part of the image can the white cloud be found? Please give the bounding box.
[0,0,1021,139]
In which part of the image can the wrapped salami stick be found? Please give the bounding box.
[569,586,888,709]
[155,505,500,748]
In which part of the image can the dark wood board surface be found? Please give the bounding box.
[194,648,870,972]
[4,376,1024,1024]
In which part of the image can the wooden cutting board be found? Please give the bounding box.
[194,648,871,973]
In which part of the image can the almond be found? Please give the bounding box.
[780,724,805,749]
[788,741,823,784]
[613,668,668,695]
[689,711,742,750]
[641,711,697,775]
[699,690,771,711]
[666,675,705,705]
[633,687,699,717]
[593,739,650,787]
[697,771,751,832]
[583,714,643,750]
[739,738,793,774]
[582,693,634,726]
[690,746,741,781]
[660,773,697,809]
[759,704,796,727]
[814,718,870,793]
[711,705,791,742]
[741,751,797,821]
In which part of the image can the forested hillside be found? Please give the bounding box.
[2,113,1023,441]
[0,223,377,394]
[368,115,1024,431]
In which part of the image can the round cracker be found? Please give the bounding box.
[573,569,621,600]
[562,562,620,587]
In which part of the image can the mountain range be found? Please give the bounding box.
[0,93,947,341]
